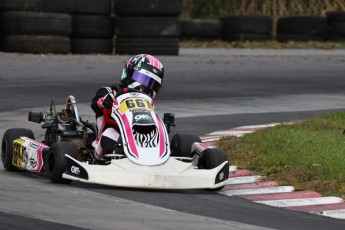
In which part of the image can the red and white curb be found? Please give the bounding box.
[201,123,345,220]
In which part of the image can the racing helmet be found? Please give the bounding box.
[121,54,164,98]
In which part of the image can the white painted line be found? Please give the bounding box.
[220,186,294,196]
[313,209,345,219]
[227,175,262,185]
[236,123,282,129]
[200,137,220,142]
[207,130,253,136]
[257,197,344,207]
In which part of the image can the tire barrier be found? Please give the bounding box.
[115,37,179,55]
[221,16,273,42]
[0,2,344,54]
[0,0,74,14]
[3,35,70,53]
[72,0,113,54]
[114,0,183,17]
[180,18,222,39]
[114,0,182,55]
[327,11,345,41]
[3,11,72,36]
[0,12,3,51]
[2,11,71,53]
[74,0,111,15]
[277,16,327,42]
[71,39,113,54]
[116,17,180,37]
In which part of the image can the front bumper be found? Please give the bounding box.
[63,155,228,189]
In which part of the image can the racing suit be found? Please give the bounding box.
[90,83,126,158]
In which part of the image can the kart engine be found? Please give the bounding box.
[28,97,97,153]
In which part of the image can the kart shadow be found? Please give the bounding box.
[3,170,216,195]
[71,180,215,195]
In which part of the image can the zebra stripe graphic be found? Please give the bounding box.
[133,127,159,148]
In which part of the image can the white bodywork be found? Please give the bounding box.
[62,93,228,189]
[111,93,170,166]
[63,155,228,189]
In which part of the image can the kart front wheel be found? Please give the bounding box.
[46,141,78,184]
[170,133,201,157]
[1,128,35,171]
[197,148,229,191]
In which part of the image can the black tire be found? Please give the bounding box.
[180,18,222,39]
[116,17,180,37]
[277,34,326,42]
[46,141,78,184]
[327,35,345,41]
[327,11,345,23]
[0,0,74,14]
[74,0,111,15]
[3,11,72,36]
[72,15,114,39]
[224,33,272,42]
[197,148,229,191]
[170,133,201,157]
[71,38,113,54]
[114,0,182,16]
[0,13,3,51]
[3,35,70,53]
[329,22,345,36]
[221,16,272,34]
[1,128,35,171]
[115,36,179,55]
[277,16,327,35]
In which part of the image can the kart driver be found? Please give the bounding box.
[90,54,165,159]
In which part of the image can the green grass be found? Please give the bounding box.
[217,111,345,198]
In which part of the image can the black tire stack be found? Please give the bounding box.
[0,10,3,51]
[114,0,182,55]
[277,16,327,42]
[72,0,114,54]
[180,18,222,40]
[0,0,73,53]
[221,16,273,42]
[327,11,345,41]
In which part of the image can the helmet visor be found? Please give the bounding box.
[132,70,162,94]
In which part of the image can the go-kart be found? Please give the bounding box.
[1,93,229,190]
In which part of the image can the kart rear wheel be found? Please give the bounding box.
[197,148,229,191]
[1,128,35,171]
[46,141,78,184]
[170,133,201,157]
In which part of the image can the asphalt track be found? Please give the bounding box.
[1,49,345,229]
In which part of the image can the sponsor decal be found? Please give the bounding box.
[28,142,40,149]
[65,157,89,180]
[135,114,152,123]
[30,158,38,168]
[132,110,154,126]
[71,166,81,175]
[219,171,225,181]
[215,163,229,184]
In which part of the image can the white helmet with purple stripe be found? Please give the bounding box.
[121,54,165,98]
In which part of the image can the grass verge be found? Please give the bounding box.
[180,39,345,49]
[217,111,345,198]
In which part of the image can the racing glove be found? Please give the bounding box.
[102,93,115,109]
